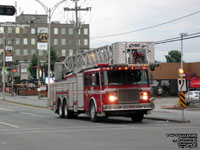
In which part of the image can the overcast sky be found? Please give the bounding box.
[1,0,200,62]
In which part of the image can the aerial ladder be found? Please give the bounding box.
[54,42,156,81]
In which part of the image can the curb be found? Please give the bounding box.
[144,116,191,123]
[0,99,48,109]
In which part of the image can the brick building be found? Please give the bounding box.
[0,14,90,83]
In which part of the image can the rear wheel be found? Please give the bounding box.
[63,100,77,119]
[89,101,98,122]
[58,101,64,118]
[131,111,144,122]
[63,100,69,118]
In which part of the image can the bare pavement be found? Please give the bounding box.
[0,92,199,123]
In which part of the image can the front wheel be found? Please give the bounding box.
[131,111,144,122]
[89,101,98,122]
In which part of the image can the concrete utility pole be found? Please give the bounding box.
[179,32,187,121]
[2,32,6,100]
[180,33,187,70]
[64,0,91,54]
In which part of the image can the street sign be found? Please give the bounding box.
[178,78,187,92]
[0,5,16,16]
[179,92,186,109]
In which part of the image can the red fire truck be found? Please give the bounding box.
[49,42,157,122]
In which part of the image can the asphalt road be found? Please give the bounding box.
[0,101,199,150]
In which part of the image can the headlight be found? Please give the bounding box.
[109,95,117,102]
[140,92,149,101]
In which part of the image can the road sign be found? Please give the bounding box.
[179,92,186,109]
[178,78,187,92]
[0,5,16,16]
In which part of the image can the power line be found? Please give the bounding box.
[155,32,200,44]
[92,10,200,38]
[92,1,200,36]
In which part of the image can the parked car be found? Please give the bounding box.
[185,91,200,104]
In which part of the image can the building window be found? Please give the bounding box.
[39,50,43,56]
[61,28,66,34]
[54,28,58,34]
[69,49,73,56]
[31,28,36,34]
[31,38,35,45]
[16,38,20,45]
[79,39,81,46]
[23,49,28,56]
[15,49,20,56]
[84,28,88,35]
[16,27,20,34]
[8,27,12,34]
[61,39,66,45]
[0,38,3,44]
[84,39,88,46]
[23,38,28,45]
[0,27,4,33]
[62,49,66,56]
[78,29,81,35]
[31,49,36,55]
[7,38,12,45]
[54,39,58,45]
[0,49,3,56]
[69,28,73,35]
[23,28,28,34]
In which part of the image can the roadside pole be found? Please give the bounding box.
[177,70,187,121]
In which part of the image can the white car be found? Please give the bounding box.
[185,91,200,103]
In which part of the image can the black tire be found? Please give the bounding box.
[58,101,64,118]
[89,101,98,122]
[63,100,69,118]
[131,111,144,122]
[63,100,76,119]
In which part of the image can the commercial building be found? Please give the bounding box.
[151,62,200,96]
[0,13,90,84]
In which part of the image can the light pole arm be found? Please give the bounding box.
[51,0,67,18]
[34,0,48,13]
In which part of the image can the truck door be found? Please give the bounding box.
[84,72,101,112]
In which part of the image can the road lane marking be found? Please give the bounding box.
[0,122,19,128]
[0,125,199,135]
[20,112,50,118]
[0,107,15,112]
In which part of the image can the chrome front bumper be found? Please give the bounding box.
[103,103,154,111]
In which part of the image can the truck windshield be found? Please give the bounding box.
[102,70,149,85]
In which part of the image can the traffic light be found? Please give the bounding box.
[0,5,16,16]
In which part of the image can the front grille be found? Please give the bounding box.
[118,88,140,104]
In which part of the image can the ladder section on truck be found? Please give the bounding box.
[63,45,112,73]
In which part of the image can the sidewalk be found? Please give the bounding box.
[0,92,48,108]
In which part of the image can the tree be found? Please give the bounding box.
[44,47,58,77]
[28,54,38,79]
[165,50,181,62]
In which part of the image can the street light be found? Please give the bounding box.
[34,0,67,99]
[180,33,187,69]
